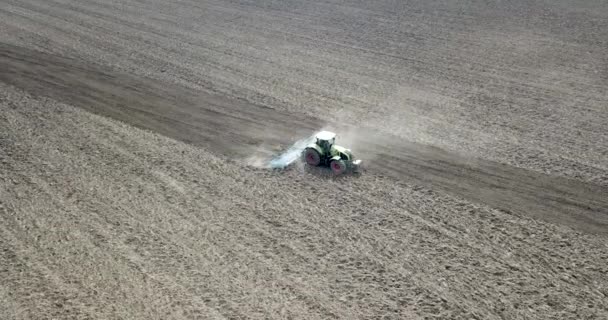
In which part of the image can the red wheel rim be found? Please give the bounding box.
[331,161,342,172]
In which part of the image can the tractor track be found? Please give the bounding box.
[2,42,607,236]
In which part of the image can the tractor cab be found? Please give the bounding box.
[315,131,336,153]
[302,130,362,175]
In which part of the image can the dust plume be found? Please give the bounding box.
[245,132,318,169]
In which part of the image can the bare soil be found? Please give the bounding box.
[1,0,607,319]
[2,44,606,235]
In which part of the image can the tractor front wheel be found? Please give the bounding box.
[303,148,321,166]
[330,159,346,175]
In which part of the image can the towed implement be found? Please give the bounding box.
[302,131,362,175]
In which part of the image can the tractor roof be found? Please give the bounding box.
[316,131,336,140]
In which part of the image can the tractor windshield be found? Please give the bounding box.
[317,138,333,151]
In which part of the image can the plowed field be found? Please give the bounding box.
[1,0,607,319]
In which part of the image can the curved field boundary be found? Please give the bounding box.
[2,43,607,235]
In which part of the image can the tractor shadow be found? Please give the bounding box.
[299,162,363,180]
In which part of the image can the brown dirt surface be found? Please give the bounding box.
[1,0,608,319]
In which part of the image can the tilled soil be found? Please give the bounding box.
[2,43,607,236]
[2,84,607,319]
[1,0,608,319]
[1,0,606,186]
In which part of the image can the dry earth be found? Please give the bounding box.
[1,0,608,319]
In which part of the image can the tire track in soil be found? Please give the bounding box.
[1,43,607,236]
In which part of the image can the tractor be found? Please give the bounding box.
[302,131,362,175]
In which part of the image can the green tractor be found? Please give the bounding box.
[302,131,362,175]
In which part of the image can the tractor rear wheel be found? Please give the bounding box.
[303,148,321,166]
[330,159,346,175]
